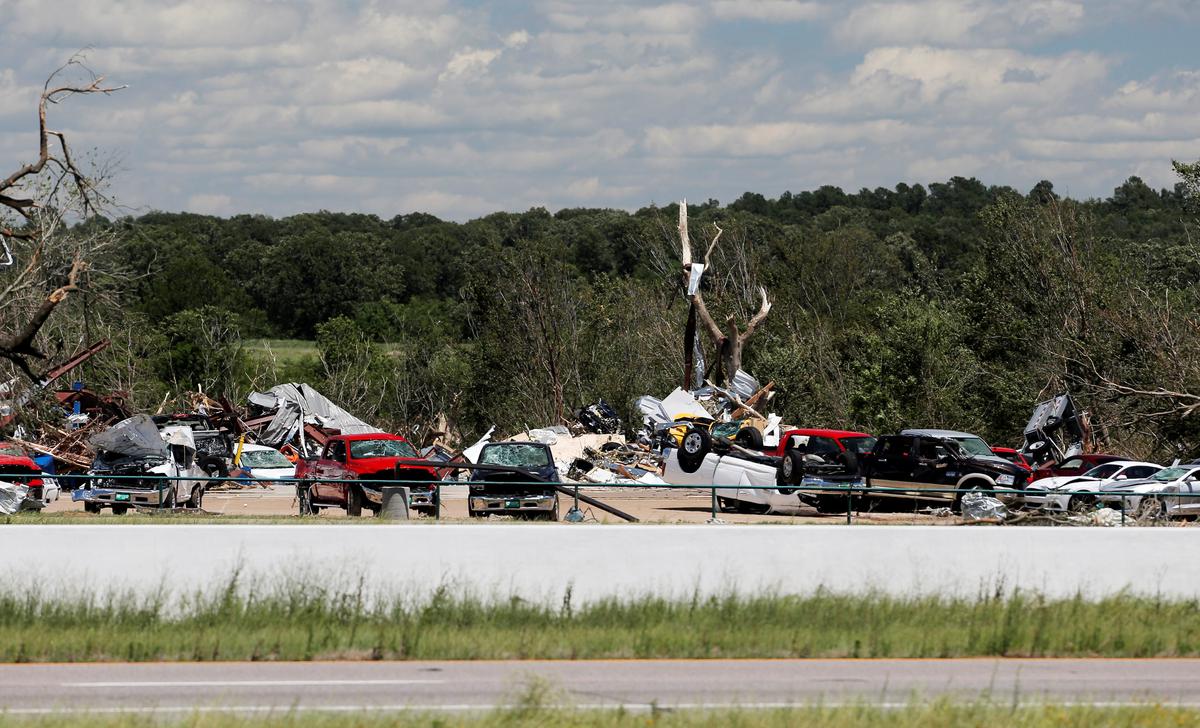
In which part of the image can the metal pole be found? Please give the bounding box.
[711,487,718,520]
[435,482,441,520]
[1121,495,1126,526]
[846,487,852,525]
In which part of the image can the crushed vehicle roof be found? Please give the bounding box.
[900,428,985,439]
[328,432,410,442]
[783,427,872,438]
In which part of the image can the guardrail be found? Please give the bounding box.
[6,470,1184,526]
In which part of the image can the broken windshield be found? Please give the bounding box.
[349,439,418,459]
[949,436,994,458]
[240,449,293,468]
[480,443,550,468]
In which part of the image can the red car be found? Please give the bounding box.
[294,433,439,517]
[1028,453,1125,483]
[0,441,45,505]
[991,447,1033,472]
[763,428,877,462]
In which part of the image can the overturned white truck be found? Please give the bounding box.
[76,414,207,514]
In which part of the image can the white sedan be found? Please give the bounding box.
[662,448,793,514]
[233,444,297,481]
[1099,464,1200,519]
[1024,461,1162,513]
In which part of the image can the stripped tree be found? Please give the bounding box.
[0,57,124,382]
[677,200,772,388]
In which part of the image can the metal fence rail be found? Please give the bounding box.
[6,470,1186,526]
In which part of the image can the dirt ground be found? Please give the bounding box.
[43,483,960,525]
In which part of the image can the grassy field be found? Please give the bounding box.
[5,581,1200,662]
[1,703,1198,727]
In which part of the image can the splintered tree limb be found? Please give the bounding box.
[1,254,86,374]
[738,286,773,346]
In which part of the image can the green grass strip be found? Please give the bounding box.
[2,702,1200,727]
[4,579,1200,662]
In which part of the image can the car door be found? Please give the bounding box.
[314,441,347,502]
[1179,469,1200,510]
[866,436,917,500]
[911,437,956,501]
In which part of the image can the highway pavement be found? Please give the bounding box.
[3,659,1200,714]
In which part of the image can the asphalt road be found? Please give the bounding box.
[4,659,1200,714]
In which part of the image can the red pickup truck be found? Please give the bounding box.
[294,433,439,517]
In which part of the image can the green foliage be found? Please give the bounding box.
[48,169,1197,454]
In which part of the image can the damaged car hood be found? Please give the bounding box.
[89,415,169,458]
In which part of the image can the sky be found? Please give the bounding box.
[0,0,1198,221]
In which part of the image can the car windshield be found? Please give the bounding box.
[951,437,994,457]
[240,449,293,468]
[480,444,551,468]
[349,439,418,459]
[1152,467,1194,482]
[0,442,25,457]
[1083,463,1121,479]
[840,436,877,455]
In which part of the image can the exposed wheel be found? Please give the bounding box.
[1067,493,1096,514]
[346,485,363,517]
[111,505,129,515]
[776,450,806,494]
[717,497,739,513]
[159,486,176,510]
[734,426,764,451]
[84,502,102,514]
[736,500,770,515]
[548,496,560,522]
[676,427,712,474]
[189,485,204,510]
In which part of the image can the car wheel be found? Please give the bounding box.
[1067,494,1096,514]
[816,493,849,514]
[717,497,739,513]
[190,485,204,510]
[736,501,770,515]
[84,502,101,514]
[776,450,805,494]
[298,486,315,516]
[953,479,990,513]
[676,427,712,474]
[160,486,176,510]
[345,486,363,517]
[1135,496,1165,522]
[734,426,764,451]
[111,505,129,515]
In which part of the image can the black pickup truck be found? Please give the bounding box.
[468,441,560,520]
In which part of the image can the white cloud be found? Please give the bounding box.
[835,0,1085,47]
[711,1,827,22]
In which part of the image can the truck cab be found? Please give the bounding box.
[864,431,1027,510]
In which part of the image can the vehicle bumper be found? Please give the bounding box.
[1022,490,1070,511]
[76,488,171,507]
[410,487,438,508]
[470,493,555,514]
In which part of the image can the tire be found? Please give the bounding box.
[200,457,229,479]
[1135,496,1165,521]
[676,427,712,474]
[1067,493,1096,514]
[953,479,990,513]
[734,426,764,451]
[736,501,771,515]
[346,485,363,517]
[816,493,849,514]
[717,497,739,513]
[298,485,315,516]
[111,505,129,515]
[159,486,176,510]
[776,450,806,494]
[84,502,102,514]
[546,496,561,522]
[189,485,204,510]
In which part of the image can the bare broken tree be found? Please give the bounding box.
[0,57,124,382]
[677,201,772,387]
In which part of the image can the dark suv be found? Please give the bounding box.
[863,430,1029,510]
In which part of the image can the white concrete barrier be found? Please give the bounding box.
[5,524,1195,604]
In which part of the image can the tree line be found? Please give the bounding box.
[13,171,1200,459]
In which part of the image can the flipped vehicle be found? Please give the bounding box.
[862,431,1030,510]
[469,441,560,520]
[1023,460,1162,513]
[1097,464,1200,519]
[80,415,206,513]
[294,433,439,517]
[232,443,296,481]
